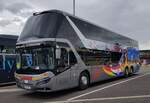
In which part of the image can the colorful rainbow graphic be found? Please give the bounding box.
[15,72,50,81]
[102,64,124,77]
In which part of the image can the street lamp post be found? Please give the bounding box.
[73,0,75,16]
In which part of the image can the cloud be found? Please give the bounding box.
[0,22,24,35]
[0,0,7,12]
[0,1,33,30]
[140,41,150,50]
[6,2,34,16]
[0,16,25,35]
[0,16,25,28]
[0,19,12,27]
[0,1,34,17]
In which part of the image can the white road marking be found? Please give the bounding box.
[0,88,22,93]
[44,95,150,103]
[67,73,150,101]
[44,73,150,103]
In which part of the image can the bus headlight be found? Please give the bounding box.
[36,78,51,86]
[41,72,49,78]
[16,63,21,69]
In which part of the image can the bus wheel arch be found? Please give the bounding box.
[78,70,90,90]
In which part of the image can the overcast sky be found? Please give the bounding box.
[0,0,149,50]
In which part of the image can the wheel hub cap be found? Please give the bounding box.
[81,76,88,85]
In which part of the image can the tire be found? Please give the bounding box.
[129,67,134,76]
[124,68,129,77]
[79,72,90,90]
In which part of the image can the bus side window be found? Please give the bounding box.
[0,55,3,70]
[111,52,122,64]
[69,51,77,65]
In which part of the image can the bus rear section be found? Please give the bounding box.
[76,47,140,83]
[15,10,140,92]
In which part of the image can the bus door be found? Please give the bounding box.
[55,48,72,90]
[69,51,78,87]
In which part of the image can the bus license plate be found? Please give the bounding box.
[24,85,31,90]
[24,80,29,83]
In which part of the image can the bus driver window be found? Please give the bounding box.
[56,48,69,72]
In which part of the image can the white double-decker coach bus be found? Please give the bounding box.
[15,10,140,92]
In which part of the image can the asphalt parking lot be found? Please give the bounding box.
[0,66,150,103]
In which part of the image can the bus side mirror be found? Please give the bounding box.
[56,48,61,59]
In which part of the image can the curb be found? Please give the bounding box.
[0,82,16,87]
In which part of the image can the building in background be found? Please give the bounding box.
[140,50,150,65]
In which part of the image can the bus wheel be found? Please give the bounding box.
[124,68,129,77]
[79,72,90,90]
[129,67,134,76]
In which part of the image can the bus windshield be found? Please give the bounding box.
[18,12,63,42]
[18,47,55,70]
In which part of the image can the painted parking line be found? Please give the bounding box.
[44,95,150,103]
[44,72,150,103]
[67,72,150,101]
[0,88,22,93]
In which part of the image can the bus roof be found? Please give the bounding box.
[18,10,138,50]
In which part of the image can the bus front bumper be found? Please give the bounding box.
[16,77,52,92]
[15,71,55,92]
